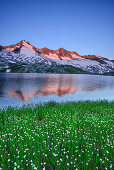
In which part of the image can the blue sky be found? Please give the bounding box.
[0,0,114,59]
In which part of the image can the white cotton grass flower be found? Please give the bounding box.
[53,153,58,157]
[14,162,17,166]
[23,155,26,158]
[110,164,112,168]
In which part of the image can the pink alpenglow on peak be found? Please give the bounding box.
[4,40,38,54]
[2,40,102,60]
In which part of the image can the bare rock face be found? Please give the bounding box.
[2,40,101,60]
[38,47,101,60]
[4,40,24,50]
[81,55,101,59]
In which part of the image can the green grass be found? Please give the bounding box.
[0,101,114,169]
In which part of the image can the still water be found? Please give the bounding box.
[0,73,114,108]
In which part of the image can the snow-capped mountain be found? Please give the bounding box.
[0,40,114,74]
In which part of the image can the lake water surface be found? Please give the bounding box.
[0,73,114,108]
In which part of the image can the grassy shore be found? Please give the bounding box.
[0,101,113,170]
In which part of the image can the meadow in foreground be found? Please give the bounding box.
[0,101,113,170]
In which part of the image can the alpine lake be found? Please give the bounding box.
[0,73,114,108]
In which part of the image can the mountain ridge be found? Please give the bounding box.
[0,40,114,75]
[2,40,101,60]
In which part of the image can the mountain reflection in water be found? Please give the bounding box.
[0,73,114,107]
[7,74,78,101]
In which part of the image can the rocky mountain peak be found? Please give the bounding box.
[26,41,31,45]
[1,40,102,60]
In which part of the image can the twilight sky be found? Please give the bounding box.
[0,0,114,59]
